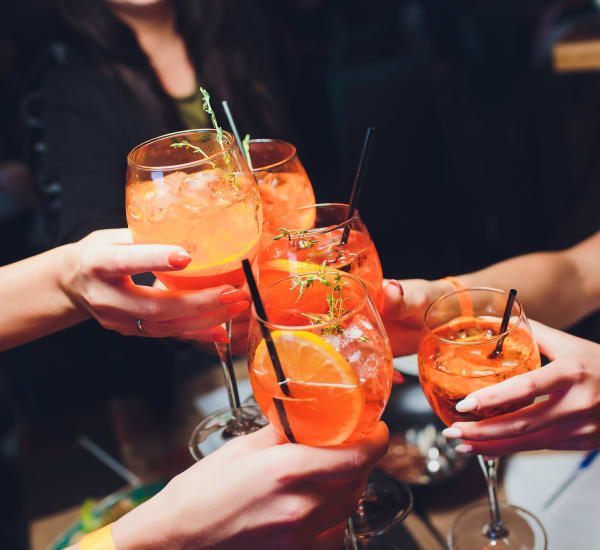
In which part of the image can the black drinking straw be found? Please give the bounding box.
[488,289,517,359]
[221,100,249,164]
[340,127,376,246]
[241,259,296,443]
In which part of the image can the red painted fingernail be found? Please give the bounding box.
[220,289,247,305]
[168,251,191,268]
[204,326,229,343]
[227,301,250,316]
[386,279,404,297]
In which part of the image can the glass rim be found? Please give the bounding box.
[127,129,235,171]
[263,202,359,236]
[248,138,297,173]
[252,270,370,331]
[423,287,525,345]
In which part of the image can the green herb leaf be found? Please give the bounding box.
[243,134,253,170]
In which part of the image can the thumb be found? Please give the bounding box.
[381,279,407,320]
[93,243,192,277]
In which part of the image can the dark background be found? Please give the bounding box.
[2,1,600,548]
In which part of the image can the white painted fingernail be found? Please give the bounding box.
[455,444,473,454]
[442,427,462,439]
[456,397,478,412]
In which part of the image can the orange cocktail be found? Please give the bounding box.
[418,316,540,426]
[249,139,315,224]
[126,129,261,290]
[248,271,393,446]
[259,203,383,308]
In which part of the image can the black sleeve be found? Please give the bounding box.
[42,65,131,244]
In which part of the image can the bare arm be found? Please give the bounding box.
[0,244,85,351]
[458,231,600,327]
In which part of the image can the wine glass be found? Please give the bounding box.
[248,138,315,223]
[417,287,548,550]
[248,271,411,549]
[259,203,384,309]
[125,129,267,460]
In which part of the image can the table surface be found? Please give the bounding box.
[29,358,570,550]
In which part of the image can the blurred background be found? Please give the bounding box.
[2,0,600,548]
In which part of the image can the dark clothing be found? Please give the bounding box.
[42,59,177,243]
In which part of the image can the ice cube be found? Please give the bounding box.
[145,179,177,222]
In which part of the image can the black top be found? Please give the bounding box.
[41,58,178,244]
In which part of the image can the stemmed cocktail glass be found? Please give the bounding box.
[247,138,315,223]
[248,270,410,549]
[418,288,547,550]
[125,129,267,459]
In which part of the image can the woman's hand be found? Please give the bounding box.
[381,278,452,356]
[443,321,600,455]
[113,423,389,550]
[62,229,249,342]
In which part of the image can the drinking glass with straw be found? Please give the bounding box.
[418,288,548,550]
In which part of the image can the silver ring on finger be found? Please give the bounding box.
[137,318,148,336]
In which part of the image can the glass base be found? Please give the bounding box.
[189,404,267,461]
[345,537,403,550]
[449,501,547,550]
[349,469,414,539]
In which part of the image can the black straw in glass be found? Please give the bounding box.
[488,289,517,359]
[340,127,376,246]
[241,259,296,443]
[221,100,249,164]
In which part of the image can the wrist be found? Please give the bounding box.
[56,241,89,320]
[112,487,185,550]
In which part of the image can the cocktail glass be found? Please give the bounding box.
[248,271,411,549]
[259,203,384,309]
[418,288,548,550]
[126,129,267,459]
[248,138,315,223]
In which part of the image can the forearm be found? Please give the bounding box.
[0,244,88,351]
[455,236,600,328]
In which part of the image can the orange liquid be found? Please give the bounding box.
[249,314,393,446]
[259,228,383,308]
[255,171,315,223]
[418,317,540,426]
[126,170,261,290]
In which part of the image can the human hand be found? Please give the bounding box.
[381,278,452,356]
[442,321,600,455]
[61,229,249,341]
[113,423,389,550]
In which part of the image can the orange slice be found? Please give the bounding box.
[250,330,364,446]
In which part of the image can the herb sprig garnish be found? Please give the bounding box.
[169,87,238,190]
[242,134,253,170]
[273,228,319,249]
[292,263,349,335]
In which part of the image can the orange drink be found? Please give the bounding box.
[259,203,383,308]
[248,271,393,446]
[126,129,261,290]
[248,139,315,224]
[418,316,540,426]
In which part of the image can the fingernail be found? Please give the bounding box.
[442,427,462,439]
[456,397,478,413]
[227,301,249,316]
[168,251,191,268]
[204,326,229,343]
[220,289,247,305]
[385,279,404,297]
[455,444,473,455]
[392,370,405,385]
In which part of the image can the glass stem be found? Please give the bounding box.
[477,455,509,539]
[215,320,241,416]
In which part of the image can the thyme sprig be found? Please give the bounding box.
[169,88,238,190]
[242,134,253,170]
[291,264,349,335]
[273,228,319,249]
